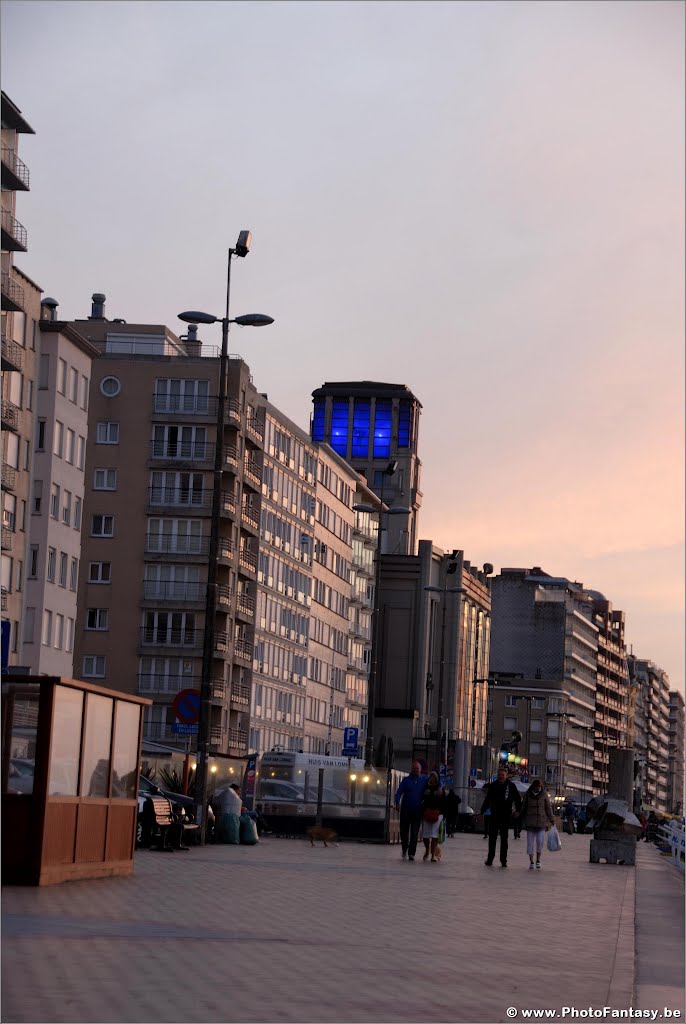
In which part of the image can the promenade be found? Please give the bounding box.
[2,832,683,1024]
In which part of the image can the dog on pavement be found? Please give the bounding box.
[306,826,338,847]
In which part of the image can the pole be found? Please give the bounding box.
[196,247,233,842]
[365,473,386,768]
[435,589,447,770]
[325,644,336,756]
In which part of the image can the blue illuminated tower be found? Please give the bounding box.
[310,381,422,554]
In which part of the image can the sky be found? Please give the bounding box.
[2,0,684,690]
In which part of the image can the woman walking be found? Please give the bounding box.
[421,772,445,862]
[521,779,555,870]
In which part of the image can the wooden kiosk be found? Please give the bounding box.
[2,675,150,886]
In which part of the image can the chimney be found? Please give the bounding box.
[88,292,106,320]
[40,297,58,322]
[183,323,202,357]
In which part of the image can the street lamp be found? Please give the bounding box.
[424,579,465,771]
[178,230,273,843]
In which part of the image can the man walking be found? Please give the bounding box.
[395,760,427,861]
[481,767,522,867]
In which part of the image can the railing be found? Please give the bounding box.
[226,398,241,423]
[352,552,373,576]
[228,728,249,751]
[1,399,19,430]
[241,503,260,529]
[142,580,206,601]
[1,146,30,188]
[140,627,202,648]
[210,725,225,746]
[217,583,233,606]
[658,821,685,871]
[150,440,213,462]
[1,463,16,490]
[148,488,210,511]
[237,593,255,617]
[0,271,24,310]
[230,682,250,705]
[234,637,253,661]
[210,679,226,701]
[214,631,230,653]
[244,457,261,485]
[246,415,264,441]
[220,491,236,515]
[153,394,218,416]
[138,674,200,694]
[0,527,11,550]
[239,547,258,573]
[1,334,23,370]
[1,587,7,611]
[224,445,239,469]
[1,207,27,249]
[218,538,235,560]
[144,534,208,555]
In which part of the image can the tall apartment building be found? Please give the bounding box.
[588,592,629,792]
[1,93,41,667]
[667,690,684,816]
[627,656,671,813]
[490,567,597,801]
[20,302,97,674]
[69,302,261,759]
[311,381,422,555]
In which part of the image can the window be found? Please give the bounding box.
[92,515,114,537]
[81,375,89,410]
[57,358,67,395]
[100,376,121,397]
[2,493,16,531]
[373,399,392,458]
[77,435,86,470]
[503,716,518,730]
[398,401,413,448]
[37,419,46,451]
[55,614,64,650]
[529,741,542,754]
[66,429,75,465]
[532,698,546,710]
[69,367,79,403]
[58,552,68,588]
[96,421,119,444]
[94,469,117,490]
[89,561,112,583]
[29,545,38,578]
[505,695,520,708]
[42,610,53,646]
[351,399,371,458]
[547,720,560,739]
[54,420,64,457]
[329,400,348,457]
[62,490,72,526]
[86,608,109,630]
[549,697,564,713]
[26,379,33,411]
[19,499,26,531]
[23,439,30,470]
[50,484,60,520]
[66,618,74,653]
[73,497,82,530]
[311,398,325,442]
[15,559,22,592]
[69,557,79,591]
[83,656,106,678]
[530,719,542,733]
[529,763,542,777]
[46,547,56,583]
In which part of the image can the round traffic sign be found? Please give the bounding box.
[172,688,201,725]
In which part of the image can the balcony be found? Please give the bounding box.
[234,637,253,662]
[217,583,233,607]
[237,593,255,618]
[148,488,211,513]
[1,207,27,251]
[228,728,248,753]
[1,334,23,372]
[241,502,260,531]
[0,271,24,313]
[239,547,257,575]
[222,445,239,471]
[153,394,218,417]
[1,526,12,550]
[150,440,213,465]
[1,398,19,431]
[352,552,373,577]
[246,415,264,443]
[226,398,241,424]
[210,725,225,747]
[142,580,206,603]
[144,534,209,557]
[243,457,261,488]
[218,538,235,563]
[210,679,226,703]
[1,587,7,611]
[220,491,236,517]
[140,627,202,650]
[214,631,230,654]
[1,146,30,191]
[230,682,250,707]
[138,673,200,695]
[1,463,16,490]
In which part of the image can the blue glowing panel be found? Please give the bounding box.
[373,400,392,458]
[351,399,371,458]
[312,399,326,442]
[330,399,349,456]
[398,401,412,449]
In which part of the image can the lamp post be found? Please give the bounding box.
[178,230,273,844]
[424,573,464,772]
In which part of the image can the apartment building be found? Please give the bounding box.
[20,302,97,673]
[588,593,629,792]
[311,381,422,555]
[1,93,41,667]
[667,690,684,816]
[627,655,671,813]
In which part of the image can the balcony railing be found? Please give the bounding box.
[153,394,218,416]
[1,334,23,371]
[244,458,261,485]
[1,207,27,250]
[228,728,248,752]
[234,637,253,661]
[217,583,233,607]
[140,627,202,648]
[148,487,210,511]
[239,547,258,573]
[237,593,255,617]
[224,445,239,470]
[226,398,241,423]
[241,503,260,529]
[1,463,16,490]
[138,673,200,694]
[246,415,264,441]
[210,725,225,746]
[1,526,12,550]
[144,534,208,556]
[230,682,250,706]
[0,271,24,312]
[210,679,226,702]
[220,491,236,516]
[143,580,206,602]
[351,552,373,576]
[214,631,230,654]
[1,399,19,431]
[1,146,30,189]
[218,538,235,561]
[143,722,190,743]
[150,440,213,463]
[1,587,7,611]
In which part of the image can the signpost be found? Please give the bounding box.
[172,689,201,794]
[343,727,359,758]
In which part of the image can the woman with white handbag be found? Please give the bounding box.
[520,779,555,870]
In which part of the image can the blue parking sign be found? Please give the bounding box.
[343,727,359,755]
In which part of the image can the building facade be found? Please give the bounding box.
[627,656,671,814]
[588,593,629,793]
[667,690,684,816]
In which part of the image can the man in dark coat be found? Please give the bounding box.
[444,787,461,836]
[481,768,522,867]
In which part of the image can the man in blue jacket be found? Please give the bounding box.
[395,760,428,860]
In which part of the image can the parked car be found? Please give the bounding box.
[8,758,35,795]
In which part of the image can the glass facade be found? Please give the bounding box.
[373,400,392,458]
[398,401,412,448]
[351,400,371,458]
[330,400,349,457]
[311,399,325,443]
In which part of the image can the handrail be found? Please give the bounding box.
[1,146,30,188]
[1,207,27,248]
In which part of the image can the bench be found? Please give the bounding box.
[143,796,199,851]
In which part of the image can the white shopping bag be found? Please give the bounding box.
[547,825,562,852]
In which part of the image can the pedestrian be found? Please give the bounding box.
[481,767,522,868]
[520,779,555,870]
[444,787,461,837]
[394,760,428,861]
[420,771,445,862]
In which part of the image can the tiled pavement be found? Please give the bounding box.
[1,831,681,1023]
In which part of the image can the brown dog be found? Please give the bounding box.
[306,826,338,847]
